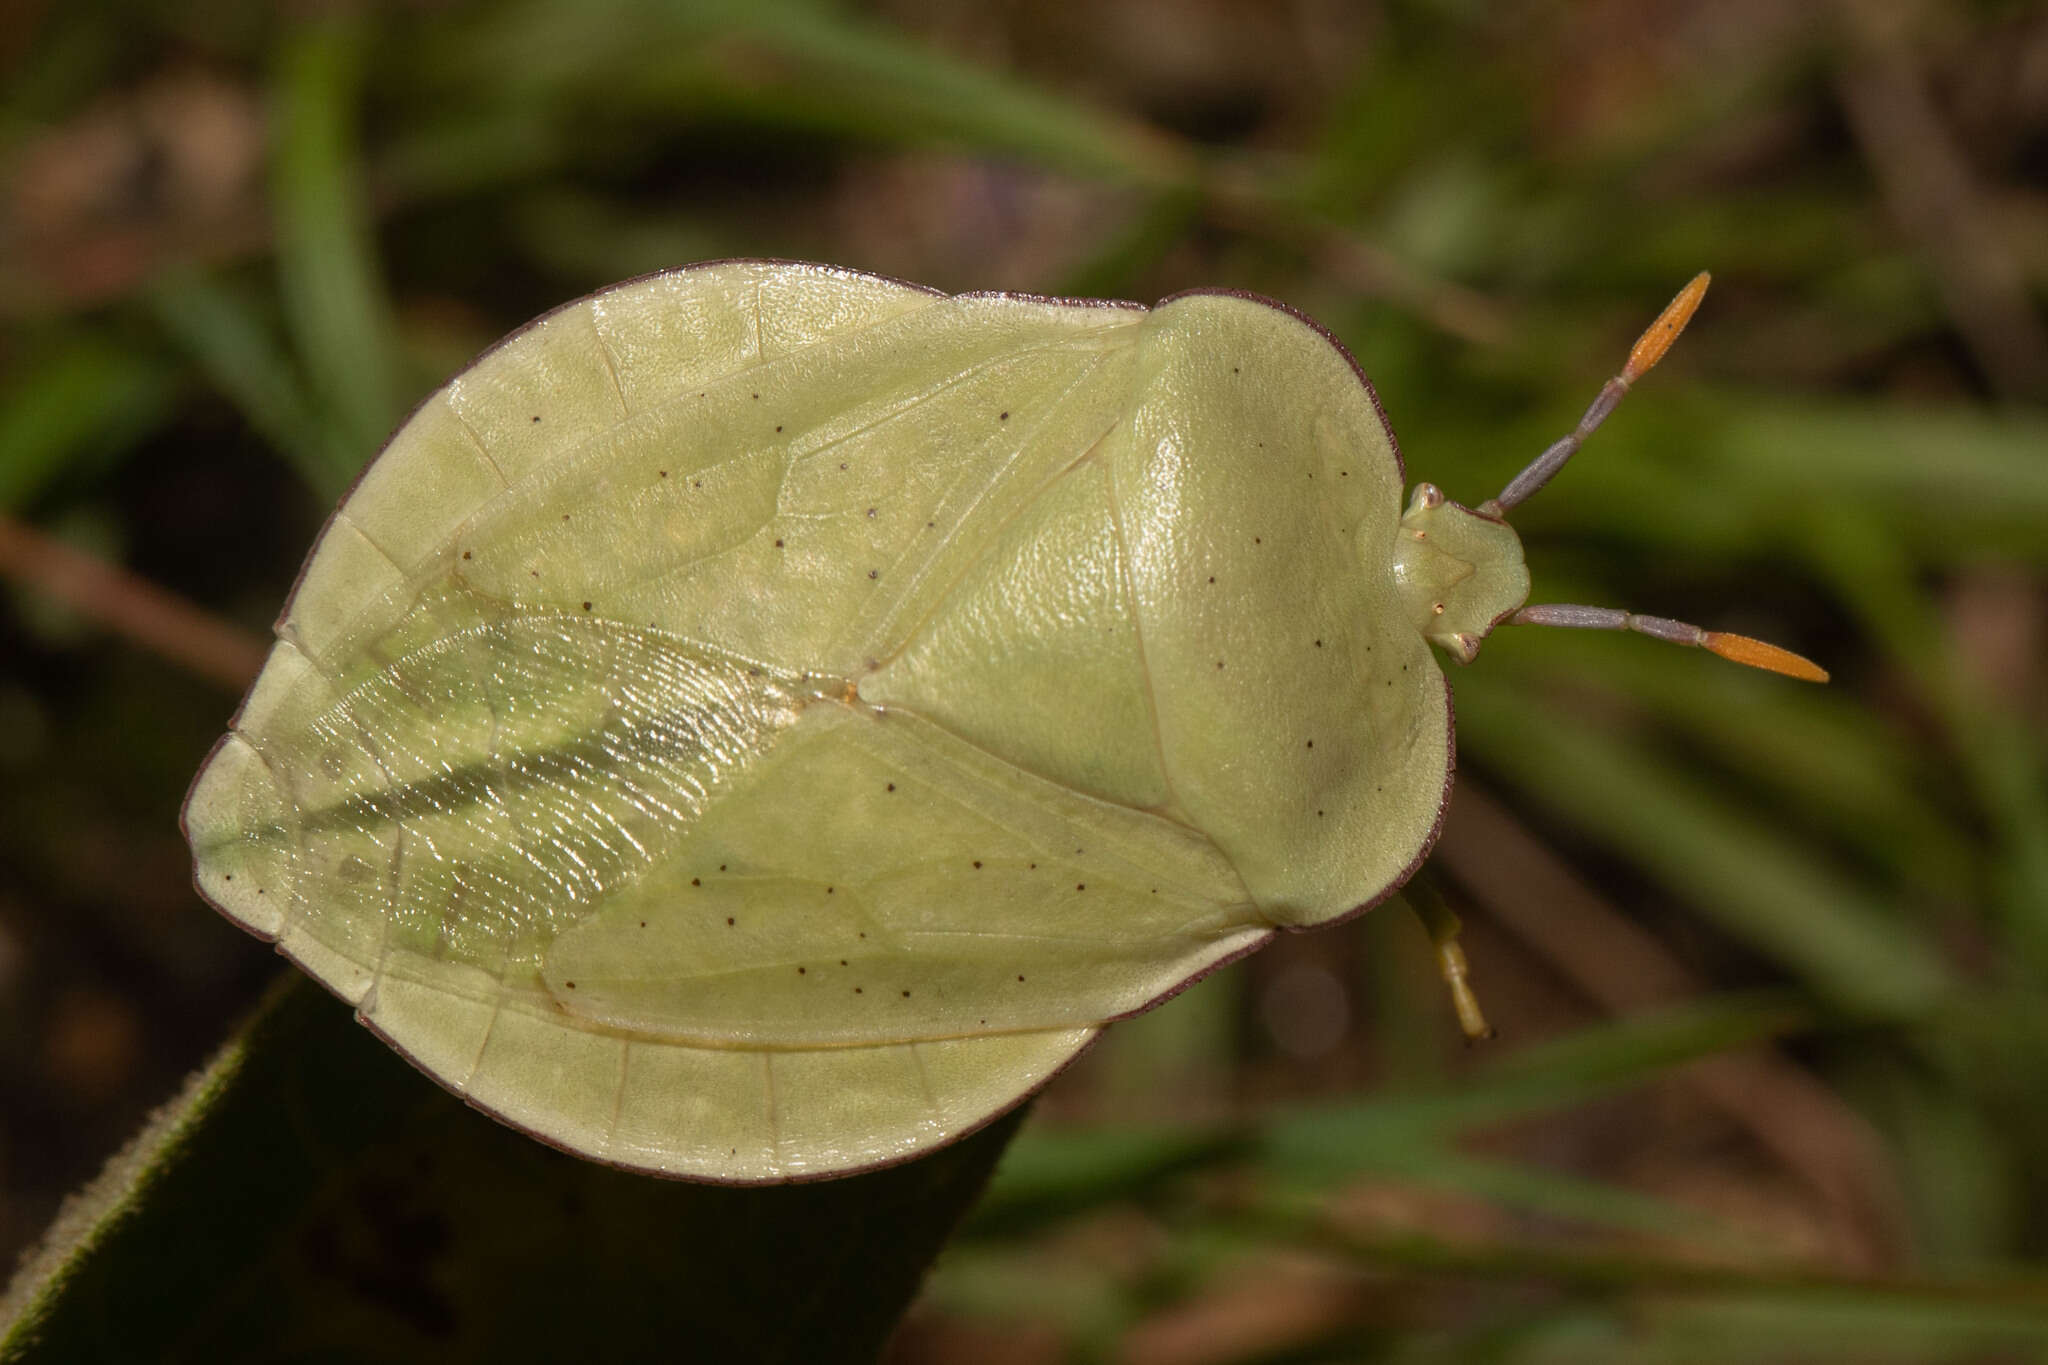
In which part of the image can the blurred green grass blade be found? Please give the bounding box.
[1506,390,2048,566]
[967,1124,1245,1236]
[973,996,1806,1244]
[1636,1289,2048,1356]
[1465,990,1814,1110]
[146,272,354,497]
[273,15,402,468]
[1455,680,1953,1017]
[1852,1053,2018,1267]
[1801,505,2048,979]
[1360,1151,1734,1244]
[1731,396,2048,557]
[1453,387,2048,571]
[1482,622,1978,903]
[0,975,1023,1364]
[1899,991,2048,1265]
[1277,1219,2048,1342]
[719,0,1195,187]
[407,0,1193,198]
[1264,992,1812,1161]
[0,341,174,509]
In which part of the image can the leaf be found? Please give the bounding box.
[0,974,1022,1364]
[1454,680,1954,1018]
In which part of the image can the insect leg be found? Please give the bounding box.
[1404,874,1495,1043]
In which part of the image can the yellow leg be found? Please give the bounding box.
[1406,877,1495,1043]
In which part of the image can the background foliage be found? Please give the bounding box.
[2,1,2046,1360]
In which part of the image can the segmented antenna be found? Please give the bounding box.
[1510,604,1829,682]
[1481,272,1710,516]
[1490,275,1830,684]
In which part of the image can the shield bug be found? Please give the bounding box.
[184,263,1822,1181]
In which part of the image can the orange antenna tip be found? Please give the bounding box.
[1703,631,1829,683]
[1624,271,1711,381]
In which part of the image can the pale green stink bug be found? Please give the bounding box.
[183,262,1823,1183]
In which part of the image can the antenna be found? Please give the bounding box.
[1481,272,1710,516]
[1509,604,1829,682]
[1488,274,1830,683]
